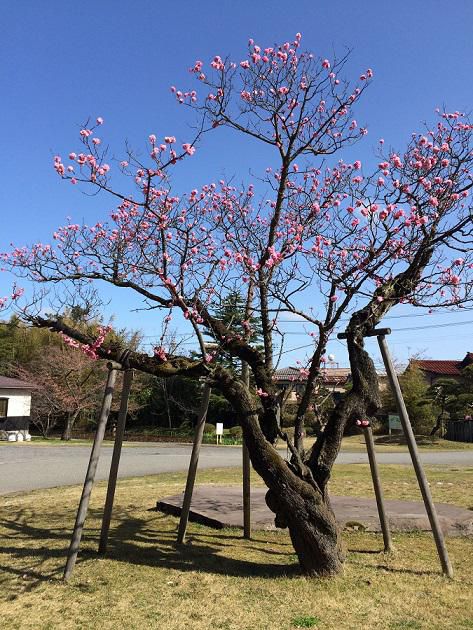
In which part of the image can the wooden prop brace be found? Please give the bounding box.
[338,328,453,577]
[63,352,133,581]
[177,382,212,544]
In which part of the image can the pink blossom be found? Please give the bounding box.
[11,287,24,300]
[182,143,196,156]
[96,117,104,125]
[164,136,176,144]
[154,346,167,361]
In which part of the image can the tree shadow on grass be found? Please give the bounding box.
[1,503,441,598]
[0,506,300,599]
[375,564,440,577]
[105,511,300,577]
[347,548,383,555]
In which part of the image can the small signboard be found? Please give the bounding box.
[388,414,402,435]
[216,422,224,444]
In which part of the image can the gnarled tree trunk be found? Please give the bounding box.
[215,366,348,576]
[266,486,344,576]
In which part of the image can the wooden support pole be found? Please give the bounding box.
[242,442,251,539]
[362,425,393,552]
[377,334,453,578]
[63,365,118,581]
[177,383,211,544]
[98,369,134,555]
[241,361,251,540]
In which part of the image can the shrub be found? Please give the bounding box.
[203,422,216,435]
[229,425,243,438]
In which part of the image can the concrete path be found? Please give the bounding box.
[157,486,473,536]
[1,442,471,495]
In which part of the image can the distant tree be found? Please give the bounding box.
[382,364,435,434]
[143,375,200,428]
[423,366,473,434]
[424,377,459,436]
[12,344,106,438]
[202,290,263,373]
[142,374,234,429]
[0,316,61,371]
[2,315,146,438]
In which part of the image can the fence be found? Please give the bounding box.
[0,416,30,431]
[445,419,473,443]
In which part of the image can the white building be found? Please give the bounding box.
[0,375,34,441]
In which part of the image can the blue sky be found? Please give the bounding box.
[1,1,473,367]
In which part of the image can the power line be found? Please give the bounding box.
[390,319,473,333]
[136,308,473,338]
[276,308,473,323]
[280,318,473,336]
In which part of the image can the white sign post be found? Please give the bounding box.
[216,422,224,444]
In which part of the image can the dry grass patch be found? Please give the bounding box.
[284,434,473,452]
[1,468,473,630]
[331,464,473,508]
[340,434,473,452]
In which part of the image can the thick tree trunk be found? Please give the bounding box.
[266,486,344,576]
[214,366,345,576]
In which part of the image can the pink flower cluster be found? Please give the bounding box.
[154,346,167,361]
[61,325,111,360]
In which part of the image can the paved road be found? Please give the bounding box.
[1,443,471,495]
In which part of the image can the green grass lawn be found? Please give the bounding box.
[1,465,473,629]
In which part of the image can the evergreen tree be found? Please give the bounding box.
[382,365,435,434]
[423,366,473,433]
[204,290,263,373]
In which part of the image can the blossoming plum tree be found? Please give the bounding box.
[4,34,473,576]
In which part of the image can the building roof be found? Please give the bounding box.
[274,366,351,386]
[0,375,35,390]
[412,352,473,376]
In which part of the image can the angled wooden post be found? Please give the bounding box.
[376,331,453,578]
[242,442,251,539]
[241,361,251,539]
[98,368,134,554]
[362,425,393,552]
[177,382,211,544]
[63,364,118,581]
